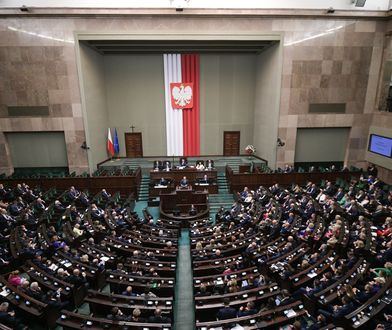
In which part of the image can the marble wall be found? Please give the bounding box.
[0,14,390,177]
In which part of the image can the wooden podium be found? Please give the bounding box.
[160,186,209,222]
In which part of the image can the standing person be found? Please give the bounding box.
[367,163,378,177]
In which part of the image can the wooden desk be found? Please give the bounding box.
[57,310,172,330]
[195,301,306,330]
[226,166,361,192]
[86,290,173,318]
[160,189,209,222]
[150,168,217,184]
[1,167,142,197]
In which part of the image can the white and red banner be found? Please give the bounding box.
[164,54,200,156]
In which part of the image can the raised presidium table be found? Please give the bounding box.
[150,168,218,196]
[159,185,209,224]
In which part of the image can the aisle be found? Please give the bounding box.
[173,229,195,330]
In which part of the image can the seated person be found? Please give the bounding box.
[72,223,84,238]
[153,160,162,171]
[130,308,145,322]
[68,269,88,288]
[198,174,210,184]
[8,270,26,287]
[189,204,197,216]
[180,176,189,188]
[158,177,168,186]
[178,157,188,168]
[318,295,355,320]
[196,161,205,170]
[216,298,237,320]
[27,282,44,301]
[122,285,137,297]
[163,161,171,171]
[78,191,90,207]
[43,289,68,309]
[107,306,129,321]
[67,186,80,201]
[101,189,111,201]
[54,200,66,212]
[238,301,257,317]
[148,308,171,323]
[0,302,18,329]
[91,204,104,219]
[206,159,214,169]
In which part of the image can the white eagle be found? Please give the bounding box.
[172,84,192,107]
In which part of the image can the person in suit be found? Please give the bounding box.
[334,188,344,202]
[8,200,22,216]
[122,286,137,297]
[237,301,257,317]
[101,189,111,201]
[78,192,90,207]
[0,184,11,200]
[0,302,17,328]
[0,208,14,233]
[376,240,392,266]
[284,164,293,173]
[159,177,168,186]
[180,176,189,188]
[67,186,80,201]
[324,181,336,196]
[367,163,378,177]
[91,204,104,219]
[43,289,69,309]
[27,282,45,301]
[148,308,171,323]
[54,200,66,212]
[68,269,88,288]
[307,314,327,330]
[318,295,355,320]
[199,174,209,184]
[179,157,188,168]
[163,161,171,171]
[216,298,237,320]
[189,204,197,216]
[106,307,129,321]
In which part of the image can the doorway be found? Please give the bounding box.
[223,131,240,156]
[125,132,143,157]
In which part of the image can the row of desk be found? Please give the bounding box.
[226,166,362,192]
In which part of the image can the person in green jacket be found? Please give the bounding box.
[371,262,392,278]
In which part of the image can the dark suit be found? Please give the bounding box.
[148,315,171,323]
[216,306,237,320]
[238,308,257,317]
[69,274,87,287]
[189,206,197,216]
[319,302,355,319]
[0,311,16,327]
[180,178,189,187]
[159,178,168,186]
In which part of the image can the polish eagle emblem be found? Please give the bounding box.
[170,83,193,109]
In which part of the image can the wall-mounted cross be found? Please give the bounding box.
[130,125,136,133]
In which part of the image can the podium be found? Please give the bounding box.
[160,187,209,222]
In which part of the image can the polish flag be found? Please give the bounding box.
[107,128,115,157]
[163,54,200,156]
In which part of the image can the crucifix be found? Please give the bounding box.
[129,125,136,133]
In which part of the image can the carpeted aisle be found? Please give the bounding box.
[173,228,195,330]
